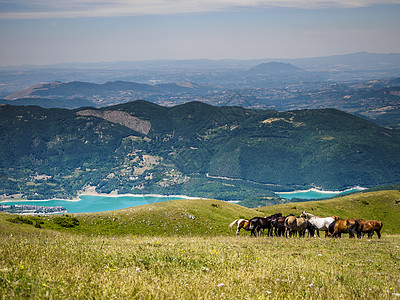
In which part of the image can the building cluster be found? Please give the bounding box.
[0,204,67,214]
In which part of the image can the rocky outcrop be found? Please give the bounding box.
[77,110,151,135]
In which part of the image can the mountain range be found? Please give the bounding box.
[2,75,400,128]
[1,100,400,204]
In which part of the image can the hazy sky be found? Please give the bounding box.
[0,1,399,66]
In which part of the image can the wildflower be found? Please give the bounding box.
[136,267,141,272]
[309,283,314,288]
[266,291,272,294]
[110,268,116,272]
[217,283,224,288]
[20,265,24,270]
[42,284,47,287]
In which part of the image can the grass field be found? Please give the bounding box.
[0,190,400,299]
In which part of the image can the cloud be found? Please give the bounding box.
[0,0,399,19]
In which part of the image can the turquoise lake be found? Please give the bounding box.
[277,188,363,200]
[1,195,187,214]
[1,188,364,213]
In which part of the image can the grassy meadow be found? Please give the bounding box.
[0,190,400,299]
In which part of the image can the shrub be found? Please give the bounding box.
[9,216,33,225]
[53,216,80,228]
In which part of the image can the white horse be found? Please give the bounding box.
[300,211,335,237]
[228,219,253,235]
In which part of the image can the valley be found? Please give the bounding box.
[1,101,400,205]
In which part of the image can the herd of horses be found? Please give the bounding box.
[228,211,383,239]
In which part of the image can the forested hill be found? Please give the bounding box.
[1,100,400,201]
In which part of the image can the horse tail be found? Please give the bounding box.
[229,219,239,232]
[284,217,289,228]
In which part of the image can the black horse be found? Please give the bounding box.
[249,213,282,237]
[305,220,317,237]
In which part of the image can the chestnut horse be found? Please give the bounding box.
[331,216,357,238]
[350,219,383,239]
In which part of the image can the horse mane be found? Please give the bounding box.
[302,211,314,217]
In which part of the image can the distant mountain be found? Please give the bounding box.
[4,80,203,107]
[291,52,400,70]
[249,62,303,74]
[0,97,94,109]
[1,100,400,201]
[4,81,158,100]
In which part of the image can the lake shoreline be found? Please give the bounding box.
[0,192,205,203]
[277,186,366,195]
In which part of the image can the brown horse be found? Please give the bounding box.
[229,219,253,235]
[331,216,357,238]
[284,216,307,237]
[350,219,383,239]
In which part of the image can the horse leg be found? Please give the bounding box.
[258,227,263,237]
[332,229,339,238]
[268,227,273,237]
[377,230,381,239]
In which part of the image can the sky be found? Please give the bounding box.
[0,0,399,66]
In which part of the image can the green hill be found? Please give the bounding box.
[1,100,400,200]
[1,192,400,300]
[0,198,257,236]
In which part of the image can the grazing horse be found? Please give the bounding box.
[249,213,282,237]
[331,216,357,238]
[300,211,335,237]
[228,219,253,235]
[284,216,307,237]
[350,219,383,239]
